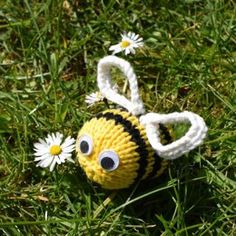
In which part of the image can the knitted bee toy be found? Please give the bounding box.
[76,56,207,190]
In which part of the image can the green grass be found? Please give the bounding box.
[0,0,235,235]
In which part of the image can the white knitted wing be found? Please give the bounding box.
[97,55,145,116]
[140,111,208,160]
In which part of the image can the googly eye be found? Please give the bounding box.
[78,134,93,156]
[99,150,120,172]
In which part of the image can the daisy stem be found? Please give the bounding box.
[54,168,60,192]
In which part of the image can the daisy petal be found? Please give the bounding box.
[133,34,139,40]
[125,48,131,55]
[61,137,75,148]
[49,158,58,171]
[62,146,75,154]
[34,153,50,162]
[109,44,120,51]
[36,157,53,168]
[130,47,136,54]
[34,149,49,157]
[66,157,75,163]
[34,142,47,150]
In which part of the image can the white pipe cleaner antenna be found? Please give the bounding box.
[97,55,207,160]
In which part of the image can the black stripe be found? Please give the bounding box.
[147,124,172,179]
[147,152,162,179]
[96,111,148,181]
[159,124,172,144]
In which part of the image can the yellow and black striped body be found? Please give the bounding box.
[76,109,171,190]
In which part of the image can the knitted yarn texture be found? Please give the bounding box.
[76,109,169,189]
[76,55,208,189]
[97,55,207,160]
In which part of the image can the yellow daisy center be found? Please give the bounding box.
[50,145,62,155]
[121,40,130,48]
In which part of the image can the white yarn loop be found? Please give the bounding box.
[96,55,207,160]
[97,55,145,116]
[140,111,208,160]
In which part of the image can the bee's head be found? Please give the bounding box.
[76,109,145,189]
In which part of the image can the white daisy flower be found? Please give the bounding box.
[109,32,144,55]
[85,84,119,107]
[85,91,104,107]
[33,132,75,172]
